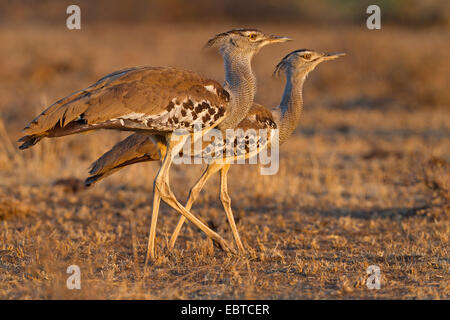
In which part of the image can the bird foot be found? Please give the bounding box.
[212,238,236,254]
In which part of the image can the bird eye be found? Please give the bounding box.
[302,53,312,60]
[249,34,257,40]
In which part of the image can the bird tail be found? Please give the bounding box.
[85,133,161,186]
[18,121,96,150]
[17,135,43,150]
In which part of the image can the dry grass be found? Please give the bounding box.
[0,23,449,299]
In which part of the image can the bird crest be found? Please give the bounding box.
[273,49,313,77]
[205,28,262,48]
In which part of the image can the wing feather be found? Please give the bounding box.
[22,67,228,136]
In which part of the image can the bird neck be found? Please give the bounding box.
[219,53,256,130]
[274,70,306,145]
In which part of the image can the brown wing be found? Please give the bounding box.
[237,103,277,131]
[19,67,229,149]
[210,103,277,159]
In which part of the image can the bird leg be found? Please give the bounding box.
[168,162,245,253]
[145,136,178,266]
[168,162,224,250]
[219,163,245,252]
[145,134,233,266]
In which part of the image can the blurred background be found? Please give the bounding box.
[0,0,448,299]
[2,0,450,26]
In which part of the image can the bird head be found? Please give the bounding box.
[274,49,346,77]
[206,29,291,59]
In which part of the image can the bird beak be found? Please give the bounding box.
[266,35,293,44]
[322,52,346,61]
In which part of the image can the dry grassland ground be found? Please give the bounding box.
[0,23,448,299]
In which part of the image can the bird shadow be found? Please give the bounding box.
[296,203,436,220]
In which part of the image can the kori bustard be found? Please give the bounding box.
[18,29,290,262]
[83,49,346,252]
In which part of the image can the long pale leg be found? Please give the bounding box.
[219,163,245,252]
[145,136,177,266]
[145,135,169,265]
[169,163,245,252]
[157,160,233,254]
[145,135,233,266]
[168,162,224,250]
